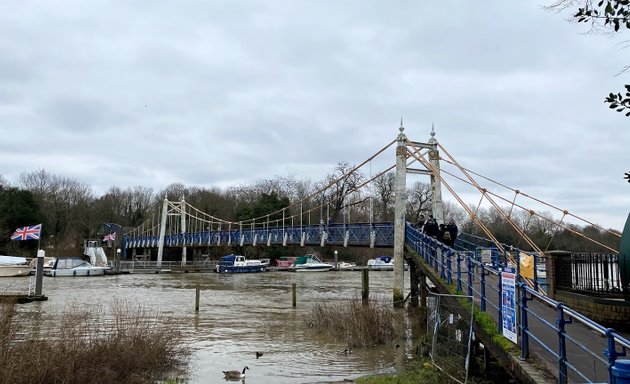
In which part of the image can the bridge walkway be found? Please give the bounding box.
[407,225,630,384]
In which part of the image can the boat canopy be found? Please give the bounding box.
[0,256,28,265]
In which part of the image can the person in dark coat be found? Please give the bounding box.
[414,214,426,230]
[437,224,446,243]
[423,216,439,238]
[445,219,458,247]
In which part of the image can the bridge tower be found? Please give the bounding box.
[393,122,407,306]
[428,125,445,224]
[393,123,445,306]
[156,196,187,269]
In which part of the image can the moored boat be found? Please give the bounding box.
[275,256,298,268]
[289,254,333,272]
[337,261,357,270]
[47,257,107,277]
[215,254,267,273]
[0,256,32,277]
[367,256,394,271]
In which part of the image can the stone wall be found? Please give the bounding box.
[553,290,630,329]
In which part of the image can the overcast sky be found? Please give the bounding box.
[0,1,628,231]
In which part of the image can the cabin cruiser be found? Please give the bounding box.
[289,254,333,272]
[47,257,107,277]
[215,254,267,273]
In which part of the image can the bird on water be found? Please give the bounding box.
[223,366,249,380]
[255,351,263,358]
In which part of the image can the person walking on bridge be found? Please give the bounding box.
[445,219,458,247]
[423,216,439,238]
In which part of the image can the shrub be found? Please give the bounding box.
[0,298,190,384]
[306,297,396,348]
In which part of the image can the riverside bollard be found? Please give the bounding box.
[195,283,200,311]
[35,249,44,296]
[612,359,630,383]
[362,269,369,305]
[334,250,338,270]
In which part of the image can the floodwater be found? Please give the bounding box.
[2,270,416,384]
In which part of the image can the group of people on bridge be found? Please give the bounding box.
[414,215,458,247]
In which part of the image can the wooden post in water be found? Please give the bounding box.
[195,283,200,311]
[292,283,297,307]
[362,269,369,305]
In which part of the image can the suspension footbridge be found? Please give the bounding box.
[121,124,628,384]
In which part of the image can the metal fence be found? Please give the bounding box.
[555,252,622,296]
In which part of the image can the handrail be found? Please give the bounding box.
[405,223,630,384]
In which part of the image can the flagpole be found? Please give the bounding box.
[38,223,42,251]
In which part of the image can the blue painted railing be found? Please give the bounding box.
[122,222,394,255]
[406,223,630,384]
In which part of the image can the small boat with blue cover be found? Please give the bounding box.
[288,254,333,272]
[367,256,394,270]
[215,254,267,273]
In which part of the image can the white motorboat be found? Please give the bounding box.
[289,254,333,272]
[47,257,107,277]
[0,256,32,277]
[337,261,357,270]
[367,256,394,270]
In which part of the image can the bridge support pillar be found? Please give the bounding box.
[428,127,445,224]
[156,197,168,269]
[419,269,427,309]
[410,261,419,308]
[181,198,187,267]
[393,122,407,307]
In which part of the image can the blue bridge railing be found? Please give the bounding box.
[122,222,394,254]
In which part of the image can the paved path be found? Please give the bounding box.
[416,251,628,384]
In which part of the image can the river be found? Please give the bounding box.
[3,270,416,384]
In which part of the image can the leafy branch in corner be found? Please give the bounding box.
[551,0,630,115]
[574,0,630,32]
[624,171,630,182]
[605,85,630,115]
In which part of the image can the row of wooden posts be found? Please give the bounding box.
[193,269,372,311]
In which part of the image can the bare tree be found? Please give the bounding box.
[319,162,365,223]
[18,169,95,251]
[406,181,432,223]
[372,172,395,222]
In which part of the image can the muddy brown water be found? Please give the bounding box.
[3,270,417,383]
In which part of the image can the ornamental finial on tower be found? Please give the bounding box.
[431,122,435,138]
[399,117,404,133]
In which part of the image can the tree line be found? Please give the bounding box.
[0,164,620,257]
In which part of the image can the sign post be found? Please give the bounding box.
[501,269,517,343]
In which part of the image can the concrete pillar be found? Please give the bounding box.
[428,126,445,224]
[157,197,168,269]
[393,122,407,307]
[419,269,427,309]
[410,260,419,308]
[181,198,187,267]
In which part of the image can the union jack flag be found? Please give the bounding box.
[11,224,42,241]
[103,232,116,241]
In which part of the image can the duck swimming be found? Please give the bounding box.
[223,366,249,380]
[255,351,263,359]
[337,348,352,355]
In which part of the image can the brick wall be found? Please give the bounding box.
[554,290,630,328]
